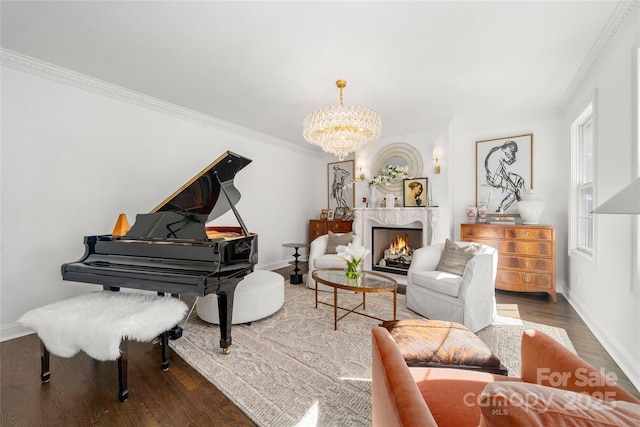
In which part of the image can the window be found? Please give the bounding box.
[570,101,594,259]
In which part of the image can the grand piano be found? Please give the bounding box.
[62,151,258,354]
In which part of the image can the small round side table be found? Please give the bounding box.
[282,242,309,285]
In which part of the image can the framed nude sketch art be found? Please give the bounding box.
[327,160,355,210]
[476,134,533,215]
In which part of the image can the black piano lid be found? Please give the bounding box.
[151,151,252,223]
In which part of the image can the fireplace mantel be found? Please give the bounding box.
[352,207,443,277]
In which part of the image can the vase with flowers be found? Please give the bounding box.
[351,164,410,208]
[336,242,370,280]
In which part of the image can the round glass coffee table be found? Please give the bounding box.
[311,268,397,330]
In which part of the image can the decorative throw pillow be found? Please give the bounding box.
[436,239,483,276]
[326,231,353,254]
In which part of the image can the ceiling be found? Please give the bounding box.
[0,1,627,148]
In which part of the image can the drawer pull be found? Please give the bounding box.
[524,276,532,283]
[525,261,531,268]
[526,246,530,252]
[526,232,531,237]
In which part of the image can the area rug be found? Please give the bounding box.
[169,281,575,427]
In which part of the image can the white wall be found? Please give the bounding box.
[353,122,452,241]
[561,10,640,390]
[449,115,567,292]
[0,63,325,340]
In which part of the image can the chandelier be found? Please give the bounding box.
[303,79,382,160]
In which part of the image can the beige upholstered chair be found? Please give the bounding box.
[306,232,361,292]
[406,241,498,332]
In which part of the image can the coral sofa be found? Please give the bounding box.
[371,327,640,426]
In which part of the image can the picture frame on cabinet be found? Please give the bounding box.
[327,210,335,220]
[476,133,533,215]
[328,160,355,210]
[402,178,428,207]
[320,209,329,220]
[334,206,348,220]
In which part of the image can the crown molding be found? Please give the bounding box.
[385,115,454,137]
[1,48,319,157]
[560,0,639,108]
[459,109,562,131]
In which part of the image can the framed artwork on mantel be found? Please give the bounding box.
[476,134,533,215]
[403,178,428,207]
[328,160,355,210]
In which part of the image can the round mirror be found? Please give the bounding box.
[371,143,423,194]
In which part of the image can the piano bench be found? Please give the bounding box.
[17,291,188,402]
[197,270,285,325]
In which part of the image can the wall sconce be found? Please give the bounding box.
[433,152,441,174]
[357,165,368,182]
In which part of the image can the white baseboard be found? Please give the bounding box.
[566,294,640,393]
[1,323,34,342]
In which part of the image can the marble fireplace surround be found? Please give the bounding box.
[352,207,443,284]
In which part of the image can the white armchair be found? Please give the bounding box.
[406,241,498,332]
[306,232,361,292]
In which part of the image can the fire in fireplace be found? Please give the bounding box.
[372,227,423,275]
[383,234,413,269]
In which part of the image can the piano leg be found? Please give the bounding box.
[216,292,235,354]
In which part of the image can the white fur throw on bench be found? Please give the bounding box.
[18,291,188,361]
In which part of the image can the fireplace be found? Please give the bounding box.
[372,227,423,275]
[351,207,444,283]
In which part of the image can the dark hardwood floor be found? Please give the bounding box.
[2,268,638,426]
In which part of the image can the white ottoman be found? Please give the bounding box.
[196,270,285,324]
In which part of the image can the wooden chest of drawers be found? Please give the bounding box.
[309,220,353,242]
[461,223,556,302]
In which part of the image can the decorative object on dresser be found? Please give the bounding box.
[334,206,348,220]
[477,202,488,219]
[517,189,545,224]
[328,159,355,210]
[461,223,556,302]
[476,134,533,214]
[465,204,478,222]
[308,219,353,242]
[402,177,428,207]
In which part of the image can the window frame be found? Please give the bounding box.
[569,98,596,262]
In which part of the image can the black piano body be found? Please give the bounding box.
[62,151,258,353]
